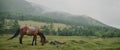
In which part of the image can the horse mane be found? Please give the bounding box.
[39,32,46,40]
[38,31,46,45]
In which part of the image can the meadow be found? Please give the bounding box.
[0,34,120,50]
[0,20,120,50]
[18,20,68,29]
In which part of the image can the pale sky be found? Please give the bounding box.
[26,0,120,29]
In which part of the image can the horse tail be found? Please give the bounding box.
[8,28,20,40]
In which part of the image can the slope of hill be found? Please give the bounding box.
[0,0,107,27]
[0,0,44,14]
[0,0,119,32]
[41,12,107,26]
[0,0,120,37]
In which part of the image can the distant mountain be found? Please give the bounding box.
[0,0,113,27]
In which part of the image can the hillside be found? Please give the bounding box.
[0,0,120,37]
[0,0,32,13]
[0,0,44,15]
[41,12,106,26]
[0,0,107,27]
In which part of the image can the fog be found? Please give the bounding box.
[26,0,120,28]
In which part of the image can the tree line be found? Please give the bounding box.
[0,12,19,34]
[41,23,120,38]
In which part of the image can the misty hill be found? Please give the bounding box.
[0,0,44,14]
[41,12,107,26]
[0,0,107,27]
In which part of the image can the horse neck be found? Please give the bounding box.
[39,32,46,41]
[38,32,46,45]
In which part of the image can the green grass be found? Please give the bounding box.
[0,34,120,50]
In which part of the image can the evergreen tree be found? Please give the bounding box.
[11,20,19,30]
[0,18,5,33]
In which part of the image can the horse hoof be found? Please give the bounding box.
[19,44,22,46]
[32,44,37,46]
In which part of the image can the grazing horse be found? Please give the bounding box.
[8,26,46,46]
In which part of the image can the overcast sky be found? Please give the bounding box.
[26,0,120,29]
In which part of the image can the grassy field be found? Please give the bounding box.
[0,34,120,50]
[1,20,120,50]
[18,20,68,29]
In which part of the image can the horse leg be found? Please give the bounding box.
[34,35,37,45]
[32,36,35,46]
[32,35,37,46]
[19,35,24,44]
[19,35,23,44]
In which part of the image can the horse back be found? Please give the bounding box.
[20,26,39,36]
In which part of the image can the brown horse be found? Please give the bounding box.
[8,26,46,46]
